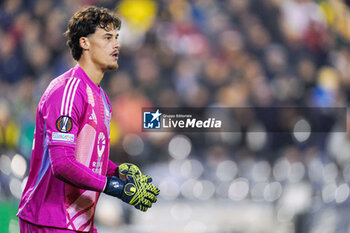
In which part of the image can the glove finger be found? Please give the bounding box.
[130,169,141,176]
[144,192,155,202]
[135,203,148,212]
[118,164,129,174]
[145,193,157,203]
[141,205,149,212]
[119,163,142,176]
[148,191,158,203]
[120,170,128,175]
[139,175,152,183]
[148,184,160,196]
[141,198,152,208]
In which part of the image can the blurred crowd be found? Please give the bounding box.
[0,0,350,232]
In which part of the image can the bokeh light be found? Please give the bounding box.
[10,154,27,178]
[193,180,216,200]
[180,159,203,179]
[0,154,12,175]
[159,178,180,200]
[181,179,197,200]
[9,178,22,199]
[246,125,267,152]
[251,182,267,201]
[335,183,350,203]
[95,195,122,226]
[252,161,271,182]
[168,135,192,160]
[216,160,237,182]
[323,163,338,183]
[322,182,337,203]
[293,119,311,142]
[264,182,283,202]
[228,178,249,201]
[288,162,305,183]
[122,134,144,156]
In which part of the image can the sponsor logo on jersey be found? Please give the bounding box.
[89,109,97,124]
[52,132,74,142]
[97,132,106,157]
[93,132,106,174]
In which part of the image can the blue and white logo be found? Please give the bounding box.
[143,109,162,129]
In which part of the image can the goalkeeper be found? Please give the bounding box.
[17,6,159,233]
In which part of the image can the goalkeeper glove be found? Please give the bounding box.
[118,163,152,182]
[104,175,160,212]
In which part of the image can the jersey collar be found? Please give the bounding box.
[74,64,101,93]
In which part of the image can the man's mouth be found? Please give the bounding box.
[111,51,119,60]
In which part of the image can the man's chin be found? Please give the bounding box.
[107,63,119,70]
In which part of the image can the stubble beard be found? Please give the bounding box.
[106,63,119,70]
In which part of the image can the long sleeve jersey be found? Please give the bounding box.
[17,65,118,232]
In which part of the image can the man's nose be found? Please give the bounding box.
[114,39,120,49]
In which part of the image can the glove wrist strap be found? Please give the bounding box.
[104,176,125,198]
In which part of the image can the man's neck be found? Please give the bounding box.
[78,59,104,86]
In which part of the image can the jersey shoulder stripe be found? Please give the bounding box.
[60,77,82,117]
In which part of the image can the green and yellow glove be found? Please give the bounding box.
[104,175,160,212]
[123,175,160,211]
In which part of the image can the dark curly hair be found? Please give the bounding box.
[65,6,121,61]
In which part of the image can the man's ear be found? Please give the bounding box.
[79,37,89,50]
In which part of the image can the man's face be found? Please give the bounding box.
[87,25,120,71]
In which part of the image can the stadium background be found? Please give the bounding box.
[0,0,350,232]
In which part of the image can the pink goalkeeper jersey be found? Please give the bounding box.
[17,65,117,232]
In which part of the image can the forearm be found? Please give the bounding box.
[49,146,106,192]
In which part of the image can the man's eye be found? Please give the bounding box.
[105,37,111,40]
